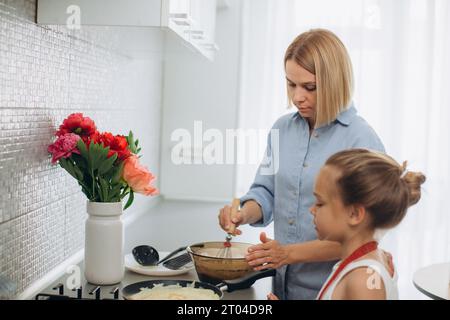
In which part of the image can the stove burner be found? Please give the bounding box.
[35,283,120,300]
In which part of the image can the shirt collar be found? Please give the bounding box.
[291,101,357,127]
[335,102,357,126]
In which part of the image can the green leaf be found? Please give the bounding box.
[128,131,134,144]
[120,185,130,198]
[126,130,141,155]
[72,153,87,171]
[109,184,122,201]
[78,182,92,200]
[59,158,78,180]
[107,181,122,202]
[72,164,84,180]
[89,143,110,171]
[90,144,101,171]
[123,190,134,211]
[87,140,95,170]
[99,177,109,201]
[100,144,109,159]
[77,140,89,161]
[98,153,118,175]
[110,163,123,183]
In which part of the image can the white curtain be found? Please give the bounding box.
[236,0,450,299]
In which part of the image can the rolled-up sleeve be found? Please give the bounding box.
[240,130,275,227]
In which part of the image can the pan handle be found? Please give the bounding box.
[218,268,276,293]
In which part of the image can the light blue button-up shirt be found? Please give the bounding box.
[240,103,385,300]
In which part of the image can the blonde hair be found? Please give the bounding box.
[325,149,426,229]
[285,29,354,127]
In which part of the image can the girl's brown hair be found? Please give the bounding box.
[325,149,426,229]
[284,29,354,127]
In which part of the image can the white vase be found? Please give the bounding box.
[84,201,124,285]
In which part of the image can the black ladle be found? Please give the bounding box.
[132,245,187,267]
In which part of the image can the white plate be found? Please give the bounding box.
[124,253,194,276]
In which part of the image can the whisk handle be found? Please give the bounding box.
[228,198,240,235]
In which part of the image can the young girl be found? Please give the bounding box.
[267,148,426,300]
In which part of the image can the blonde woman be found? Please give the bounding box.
[218,29,385,299]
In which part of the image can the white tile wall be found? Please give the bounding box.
[0,0,163,297]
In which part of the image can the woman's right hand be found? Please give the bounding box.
[218,203,245,236]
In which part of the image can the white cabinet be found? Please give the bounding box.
[164,0,219,60]
[36,0,218,60]
[188,0,218,60]
[164,0,191,43]
[37,0,161,26]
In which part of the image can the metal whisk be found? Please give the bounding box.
[217,198,240,258]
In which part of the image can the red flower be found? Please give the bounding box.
[86,131,101,145]
[98,132,131,161]
[56,113,97,139]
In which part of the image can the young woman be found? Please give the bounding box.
[218,29,385,299]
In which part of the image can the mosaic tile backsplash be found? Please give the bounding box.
[0,0,163,297]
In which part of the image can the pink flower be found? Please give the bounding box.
[122,155,159,196]
[48,133,81,164]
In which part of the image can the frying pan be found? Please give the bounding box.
[121,268,276,300]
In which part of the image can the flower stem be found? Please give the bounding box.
[91,168,95,200]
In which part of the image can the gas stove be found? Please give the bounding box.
[35,283,120,300]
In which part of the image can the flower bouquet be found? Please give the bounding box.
[47,113,158,210]
[47,113,159,284]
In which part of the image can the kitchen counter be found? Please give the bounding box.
[35,199,274,300]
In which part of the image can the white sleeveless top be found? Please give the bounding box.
[317,259,399,300]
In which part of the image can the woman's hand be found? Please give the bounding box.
[218,204,244,236]
[246,232,290,270]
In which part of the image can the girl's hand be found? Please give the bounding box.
[267,292,280,300]
[245,232,289,270]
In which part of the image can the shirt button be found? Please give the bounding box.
[288,219,295,225]
[303,163,308,168]
[313,132,319,138]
